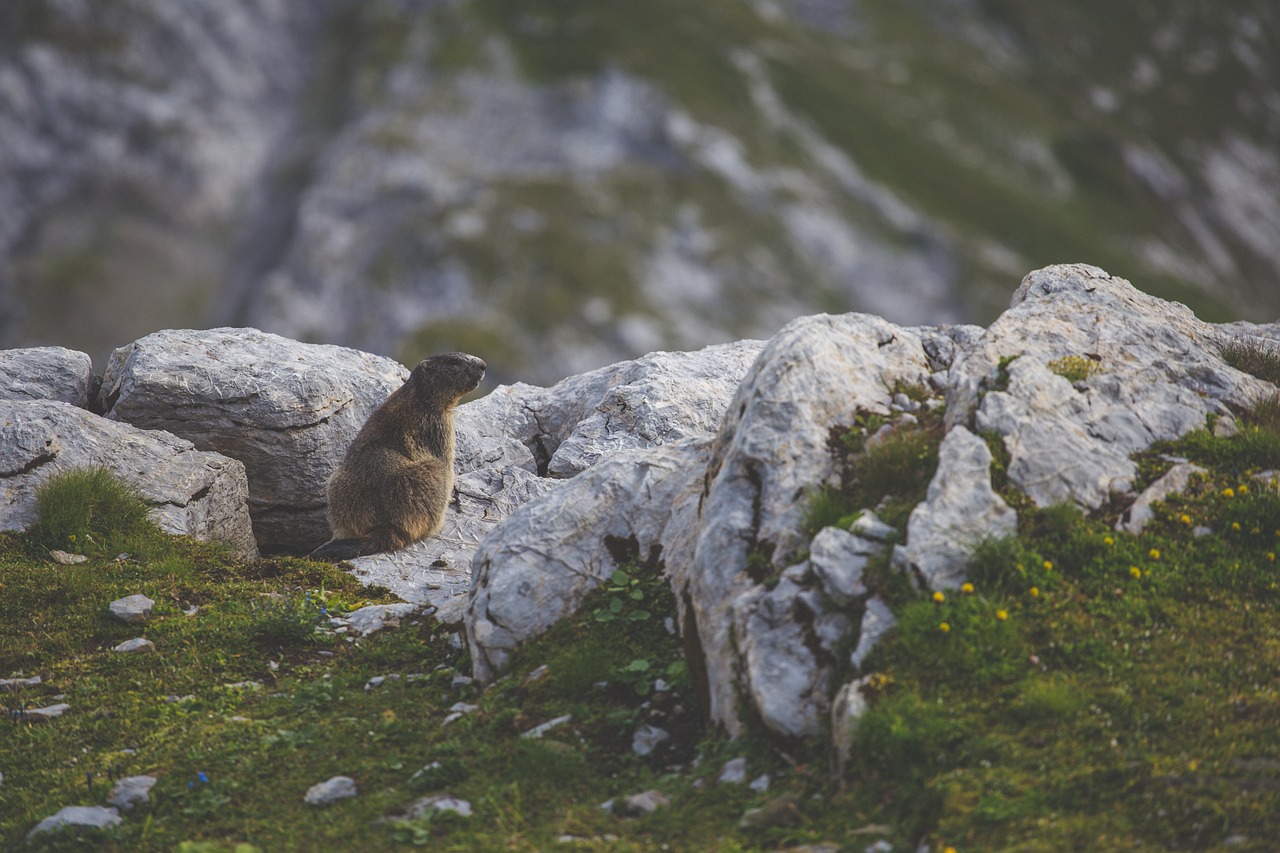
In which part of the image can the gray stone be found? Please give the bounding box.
[808,526,874,606]
[333,603,421,637]
[832,676,872,774]
[107,775,157,810]
[0,347,94,408]
[718,757,748,785]
[28,805,122,840]
[25,703,71,722]
[749,773,771,793]
[631,725,670,756]
[304,775,357,806]
[98,328,408,553]
[610,789,670,817]
[953,265,1269,511]
[0,399,257,558]
[893,426,1017,590]
[112,638,155,654]
[732,578,825,738]
[850,511,897,542]
[1116,462,1207,535]
[523,714,573,739]
[850,597,896,672]
[50,550,88,565]
[0,675,41,690]
[468,440,709,680]
[109,594,155,625]
[391,794,473,820]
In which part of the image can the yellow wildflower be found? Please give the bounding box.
[1223,488,1235,498]
[1129,566,1141,579]
[996,610,1008,621]
[1103,536,1114,546]
[1148,548,1161,560]
[1043,560,1054,571]
[1267,552,1275,562]
[932,591,945,604]
[1029,586,1040,597]
[1179,513,1192,525]
[1232,522,1241,531]
[1238,484,1249,495]
[939,622,951,633]
[961,582,975,595]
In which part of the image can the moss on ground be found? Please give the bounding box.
[7,402,1280,850]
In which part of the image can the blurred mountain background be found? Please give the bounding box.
[1,0,1277,384]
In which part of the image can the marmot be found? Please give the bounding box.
[310,352,486,561]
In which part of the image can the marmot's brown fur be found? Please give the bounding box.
[310,352,485,561]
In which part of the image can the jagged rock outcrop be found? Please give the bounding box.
[98,327,408,553]
[951,264,1269,508]
[0,399,256,558]
[463,264,1280,740]
[0,347,95,408]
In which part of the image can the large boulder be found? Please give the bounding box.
[664,314,973,736]
[0,400,256,557]
[949,264,1270,509]
[98,328,408,553]
[0,347,95,408]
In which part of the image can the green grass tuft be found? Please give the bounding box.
[28,466,163,559]
[1220,336,1280,385]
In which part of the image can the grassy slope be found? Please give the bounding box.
[4,373,1280,850]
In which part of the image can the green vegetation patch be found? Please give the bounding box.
[1220,337,1280,386]
[843,412,1280,850]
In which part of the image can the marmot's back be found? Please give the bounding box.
[311,352,486,560]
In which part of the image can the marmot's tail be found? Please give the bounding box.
[309,538,371,561]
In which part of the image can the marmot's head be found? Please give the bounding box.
[410,352,486,407]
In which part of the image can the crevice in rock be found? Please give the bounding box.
[1,449,57,479]
[680,587,712,724]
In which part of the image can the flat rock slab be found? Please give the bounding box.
[305,775,357,806]
[28,805,121,839]
[99,327,408,553]
[0,347,95,408]
[107,775,157,810]
[109,594,155,624]
[0,399,257,558]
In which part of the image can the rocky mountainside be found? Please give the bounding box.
[2,0,1277,383]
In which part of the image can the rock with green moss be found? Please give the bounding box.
[0,399,256,558]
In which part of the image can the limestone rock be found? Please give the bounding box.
[109,594,155,625]
[808,527,875,606]
[850,597,896,672]
[953,265,1270,510]
[27,805,121,840]
[732,578,826,738]
[893,426,1017,590]
[333,604,421,637]
[0,347,95,408]
[0,399,257,558]
[107,775,157,810]
[98,327,408,553]
[112,638,156,654]
[25,703,71,722]
[304,775,357,806]
[467,440,709,681]
[453,340,763,479]
[608,789,670,817]
[1116,462,1207,535]
[50,550,88,565]
[666,314,970,735]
